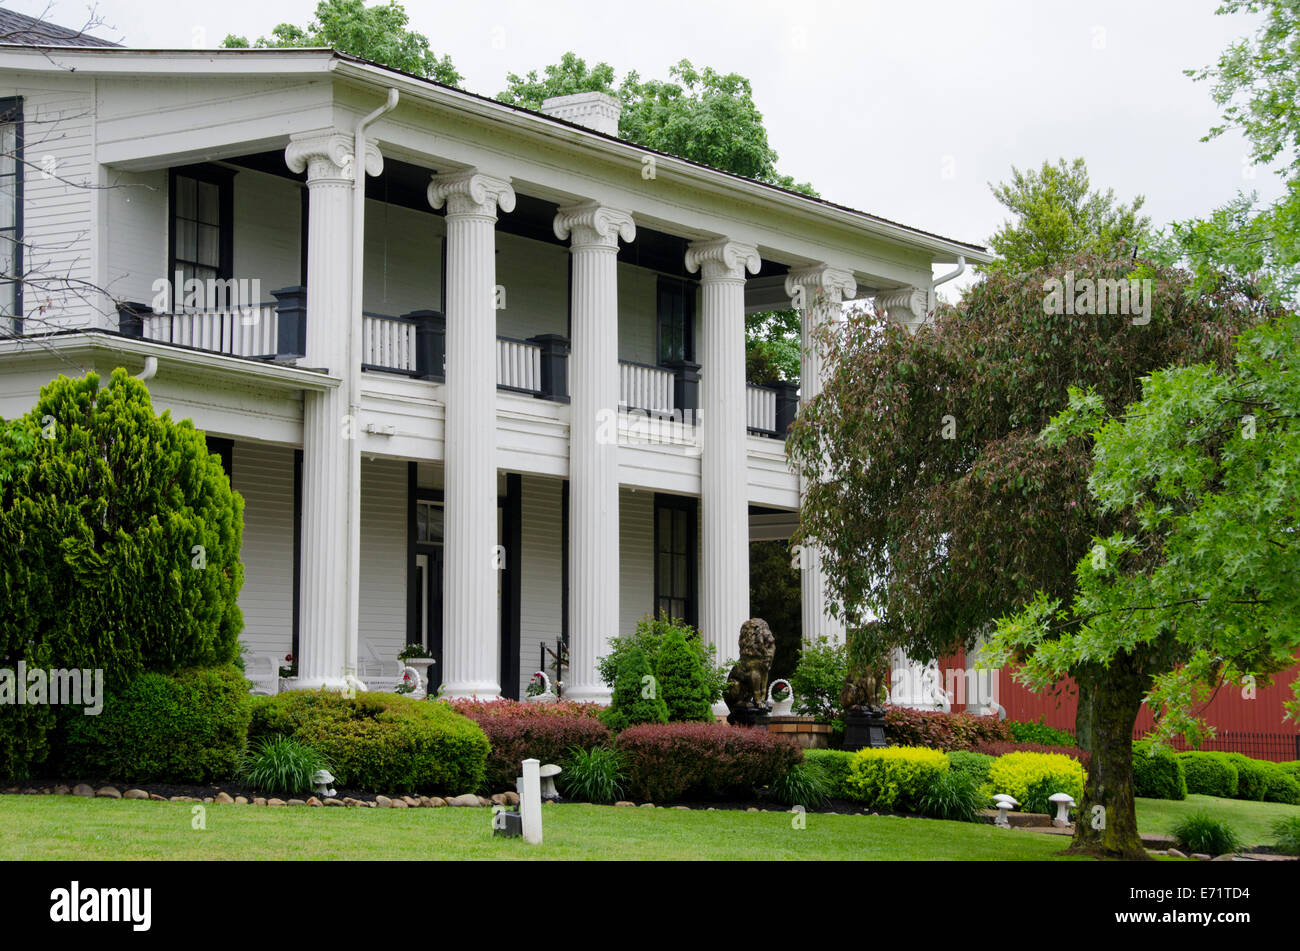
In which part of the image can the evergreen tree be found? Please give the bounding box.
[655,627,716,722]
[601,645,669,733]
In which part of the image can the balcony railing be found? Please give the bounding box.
[140,303,279,358]
[620,361,675,415]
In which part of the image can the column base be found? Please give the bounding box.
[561,685,611,705]
[284,676,353,692]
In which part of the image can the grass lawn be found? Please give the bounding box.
[1136,794,1300,847]
[0,797,1104,861]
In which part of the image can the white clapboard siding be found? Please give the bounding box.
[362,313,416,371]
[359,456,408,665]
[497,337,541,392]
[519,474,564,698]
[619,362,675,414]
[746,384,777,433]
[232,441,295,659]
[619,487,656,638]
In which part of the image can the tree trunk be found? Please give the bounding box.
[1073,665,1097,753]
[1067,651,1151,860]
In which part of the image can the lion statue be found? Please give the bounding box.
[724,618,777,725]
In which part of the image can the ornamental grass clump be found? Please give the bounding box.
[560,746,627,804]
[916,768,985,822]
[1270,815,1300,856]
[769,759,831,809]
[239,735,332,797]
[1172,811,1242,856]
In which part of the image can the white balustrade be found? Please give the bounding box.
[361,313,417,372]
[141,304,278,358]
[746,383,777,434]
[497,337,542,393]
[619,362,675,415]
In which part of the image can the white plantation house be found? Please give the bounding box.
[0,21,994,704]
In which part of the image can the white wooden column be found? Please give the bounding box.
[284,131,380,690]
[553,202,635,702]
[427,170,515,699]
[785,264,856,646]
[687,238,761,668]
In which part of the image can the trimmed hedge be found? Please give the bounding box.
[845,746,950,811]
[614,722,801,802]
[1179,752,1239,798]
[947,750,995,787]
[975,741,1092,773]
[1005,718,1076,747]
[1222,753,1270,801]
[60,665,251,783]
[1264,765,1300,805]
[1132,741,1187,800]
[803,749,854,800]
[883,706,1013,752]
[249,690,488,795]
[446,698,610,792]
[988,751,1086,815]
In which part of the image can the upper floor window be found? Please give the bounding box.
[0,97,23,332]
[169,165,234,300]
[657,276,695,365]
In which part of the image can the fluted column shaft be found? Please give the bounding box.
[688,239,761,667]
[555,203,635,702]
[786,265,856,646]
[428,171,515,698]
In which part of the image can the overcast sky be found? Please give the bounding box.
[13,0,1289,293]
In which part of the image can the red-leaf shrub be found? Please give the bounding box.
[975,741,1092,773]
[883,705,1013,751]
[443,699,610,791]
[614,722,802,802]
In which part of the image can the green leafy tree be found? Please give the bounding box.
[987,308,1300,858]
[222,0,461,85]
[0,370,245,778]
[787,253,1269,760]
[601,645,670,733]
[985,158,1151,275]
[1154,0,1300,303]
[654,627,716,722]
[598,612,727,701]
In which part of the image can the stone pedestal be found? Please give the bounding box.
[842,708,888,751]
[726,704,772,729]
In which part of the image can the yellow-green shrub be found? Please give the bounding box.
[988,751,1086,814]
[845,746,949,811]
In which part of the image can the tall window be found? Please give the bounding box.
[169,166,233,301]
[0,97,23,334]
[657,276,694,364]
[654,494,697,627]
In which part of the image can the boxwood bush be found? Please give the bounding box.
[1005,718,1076,747]
[987,751,1086,815]
[446,698,609,792]
[803,748,854,799]
[844,746,950,812]
[947,750,995,787]
[1132,741,1187,800]
[1263,763,1300,804]
[1178,752,1239,798]
[614,722,801,802]
[60,665,251,783]
[1222,753,1270,801]
[249,690,488,795]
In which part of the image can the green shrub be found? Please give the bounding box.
[988,751,1086,815]
[1171,811,1242,856]
[1276,760,1300,784]
[1178,752,1239,798]
[0,371,245,779]
[845,746,949,812]
[239,735,331,796]
[788,636,846,722]
[1132,741,1187,800]
[1222,753,1270,801]
[916,769,985,822]
[1262,763,1300,804]
[560,746,627,804]
[654,627,717,722]
[1005,718,1076,747]
[1270,815,1300,856]
[60,665,251,783]
[947,750,995,787]
[249,690,488,795]
[614,722,801,801]
[803,749,854,799]
[600,645,670,733]
[770,760,831,809]
[598,613,727,701]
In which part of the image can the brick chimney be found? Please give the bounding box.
[539,92,622,136]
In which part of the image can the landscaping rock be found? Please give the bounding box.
[402,796,420,808]
[266,798,285,807]
[746,807,759,813]
[1168,848,1187,859]
[72,783,95,797]
[375,795,393,808]
[306,797,322,807]
[287,799,306,806]
[96,786,121,799]
[1192,853,1211,861]
[502,791,519,806]
[638,802,655,808]
[342,797,366,807]
[478,796,492,807]
[253,797,267,806]
[170,796,199,803]
[427,797,447,807]
[234,796,248,805]
[447,794,482,807]
[22,788,39,795]
[53,785,71,796]
[614,801,636,807]
[490,793,506,806]
[149,794,167,802]
[202,797,214,803]
[124,789,149,800]
[324,798,346,807]
[214,792,234,804]
[390,798,409,808]
[418,796,434,808]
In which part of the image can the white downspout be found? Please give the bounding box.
[134,356,157,381]
[346,88,399,688]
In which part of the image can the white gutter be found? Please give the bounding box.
[346,88,399,687]
[931,255,966,291]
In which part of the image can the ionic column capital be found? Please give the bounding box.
[874,286,930,332]
[784,264,857,307]
[427,170,516,219]
[553,201,636,249]
[286,131,383,184]
[685,238,761,284]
